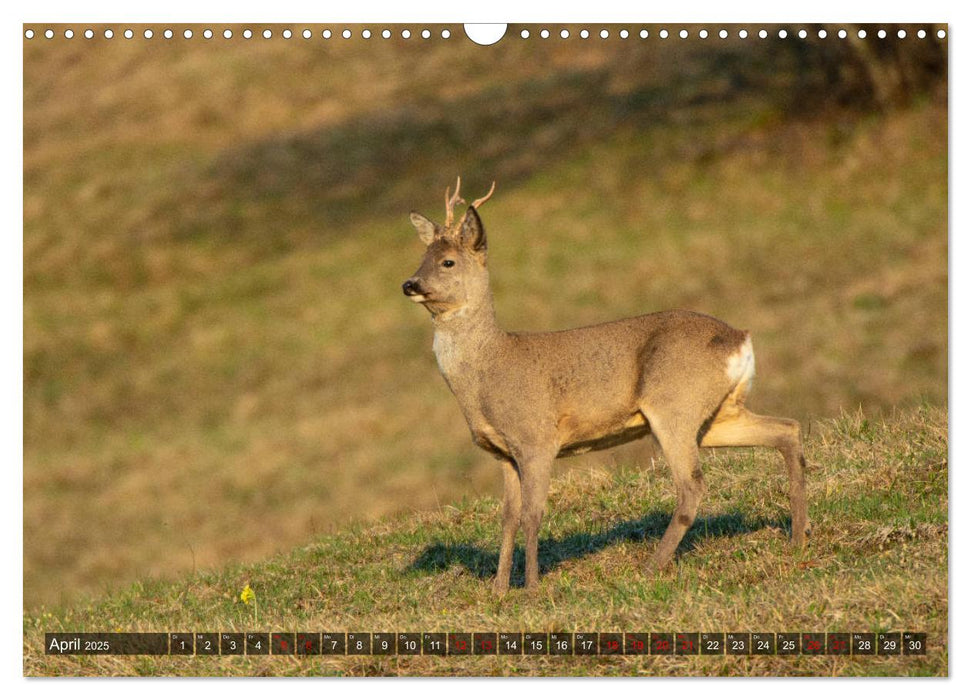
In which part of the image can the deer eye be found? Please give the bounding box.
[441,259,455,268]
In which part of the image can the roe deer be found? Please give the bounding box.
[402,178,810,595]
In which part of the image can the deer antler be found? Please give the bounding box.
[472,181,496,210]
[444,176,465,227]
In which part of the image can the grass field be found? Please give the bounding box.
[24,22,947,651]
[24,407,947,676]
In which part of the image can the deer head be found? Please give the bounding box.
[402,178,496,317]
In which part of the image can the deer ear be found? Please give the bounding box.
[458,206,487,252]
[410,211,438,246]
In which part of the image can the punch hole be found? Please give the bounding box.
[84,29,93,39]
[639,29,648,38]
[759,29,767,38]
[838,29,847,39]
[620,29,629,39]
[25,29,34,39]
[520,29,529,39]
[124,29,133,39]
[243,29,252,39]
[739,29,748,38]
[580,29,589,39]
[263,29,272,39]
[464,24,507,45]
[302,29,311,39]
[798,29,807,39]
[540,28,550,39]
[877,29,886,38]
[363,29,372,39]
[401,29,411,39]
[342,29,352,39]
[421,29,430,39]
[600,29,609,39]
[64,29,74,39]
[817,29,827,39]
[324,29,333,39]
[937,29,946,39]
[163,29,173,39]
[203,29,213,39]
[143,29,153,39]
[184,29,193,39]
[917,29,926,39]
[778,29,788,38]
[679,29,688,39]
[441,29,451,39]
[381,29,390,39]
[718,29,727,39]
[223,29,233,39]
[897,29,907,39]
[560,29,569,39]
[699,29,708,39]
[283,29,292,39]
[659,29,668,39]
[858,29,866,38]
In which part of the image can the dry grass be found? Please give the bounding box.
[24,406,947,676]
[24,27,946,610]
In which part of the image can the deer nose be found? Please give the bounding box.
[402,279,421,296]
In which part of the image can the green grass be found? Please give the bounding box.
[24,28,947,614]
[24,406,947,676]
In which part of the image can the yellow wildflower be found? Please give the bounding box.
[239,584,255,605]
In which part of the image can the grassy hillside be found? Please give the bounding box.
[24,407,947,676]
[24,27,947,610]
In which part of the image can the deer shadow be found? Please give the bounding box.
[408,510,788,587]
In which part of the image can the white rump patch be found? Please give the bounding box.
[726,333,755,387]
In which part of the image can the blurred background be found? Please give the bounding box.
[23,24,947,609]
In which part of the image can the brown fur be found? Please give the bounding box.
[404,195,809,595]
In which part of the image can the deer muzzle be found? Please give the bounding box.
[402,279,426,301]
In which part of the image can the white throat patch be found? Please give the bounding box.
[432,329,464,377]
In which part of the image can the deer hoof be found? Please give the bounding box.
[791,522,812,547]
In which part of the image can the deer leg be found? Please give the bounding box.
[649,430,706,572]
[518,451,554,592]
[492,458,522,596]
[700,408,810,546]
